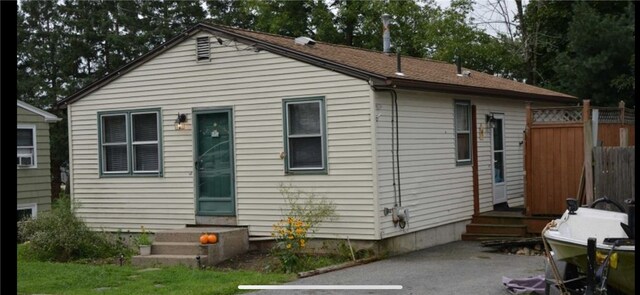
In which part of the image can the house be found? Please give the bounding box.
[17,100,61,220]
[58,23,576,252]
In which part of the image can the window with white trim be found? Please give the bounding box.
[17,203,37,221]
[454,100,471,164]
[17,126,36,167]
[283,98,327,173]
[99,110,162,176]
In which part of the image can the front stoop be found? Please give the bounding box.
[132,227,249,268]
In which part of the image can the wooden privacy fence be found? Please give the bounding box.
[524,100,635,216]
[593,146,635,207]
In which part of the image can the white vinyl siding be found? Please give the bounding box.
[375,90,534,238]
[68,33,375,239]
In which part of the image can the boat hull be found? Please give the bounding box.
[545,237,635,294]
[543,207,635,294]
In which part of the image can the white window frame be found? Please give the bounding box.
[454,100,472,165]
[17,124,37,168]
[17,203,38,219]
[99,109,162,176]
[131,112,161,173]
[283,98,327,173]
[100,113,130,174]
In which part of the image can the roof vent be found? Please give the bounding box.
[462,70,471,77]
[196,37,210,61]
[295,36,316,46]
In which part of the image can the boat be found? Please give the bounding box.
[543,197,635,294]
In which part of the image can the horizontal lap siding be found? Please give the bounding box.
[375,91,473,238]
[69,33,376,239]
[375,91,531,238]
[17,107,53,213]
[474,100,528,212]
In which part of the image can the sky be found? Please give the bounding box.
[433,0,530,37]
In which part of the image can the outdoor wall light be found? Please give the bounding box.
[485,113,496,129]
[175,113,190,130]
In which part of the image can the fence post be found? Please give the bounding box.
[524,102,532,216]
[619,101,628,147]
[583,99,594,205]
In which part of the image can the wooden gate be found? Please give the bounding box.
[524,101,635,216]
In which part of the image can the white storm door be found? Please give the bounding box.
[491,113,507,204]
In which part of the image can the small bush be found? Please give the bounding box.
[271,184,337,273]
[17,196,134,262]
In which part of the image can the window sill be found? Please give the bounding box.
[285,170,328,175]
[99,173,163,178]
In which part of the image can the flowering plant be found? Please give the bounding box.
[272,216,309,273]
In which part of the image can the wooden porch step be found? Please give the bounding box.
[465,224,528,236]
[132,254,206,268]
[471,215,526,225]
[461,233,524,241]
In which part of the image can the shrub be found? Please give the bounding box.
[135,226,152,246]
[17,196,134,262]
[271,184,337,273]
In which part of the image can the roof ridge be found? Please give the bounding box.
[202,22,450,65]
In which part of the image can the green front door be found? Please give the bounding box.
[195,110,235,216]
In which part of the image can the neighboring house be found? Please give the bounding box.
[17,100,61,220]
[58,23,576,251]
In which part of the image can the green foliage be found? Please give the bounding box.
[17,197,134,262]
[18,249,295,295]
[271,184,338,273]
[135,226,152,246]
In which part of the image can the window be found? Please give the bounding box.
[283,97,327,174]
[196,37,210,61]
[17,125,36,167]
[17,203,37,221]
[454,100,471,164]
[99,109,162,176]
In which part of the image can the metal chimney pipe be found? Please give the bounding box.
[455,55,462,75]
[381,14,391,54]
[396,48,402,73]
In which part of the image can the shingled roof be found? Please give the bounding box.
[59,23,576,106]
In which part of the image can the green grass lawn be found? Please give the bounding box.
[18,246,296,295]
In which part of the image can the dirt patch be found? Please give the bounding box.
[215,250,280,273]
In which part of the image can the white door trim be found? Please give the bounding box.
[491,113,507,204]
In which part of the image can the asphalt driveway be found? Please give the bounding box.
[244,240,546,295]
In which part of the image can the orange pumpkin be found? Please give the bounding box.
[199,233,208,244]
[207,233,218,244]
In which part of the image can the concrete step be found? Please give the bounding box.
[152,242,208,255]
[132,254,206,268]
[465,224,528,236]
[461,233,523,241]
[131,226,250,268]
[154,227,246,243]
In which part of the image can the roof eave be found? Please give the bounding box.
[379,78,578,104]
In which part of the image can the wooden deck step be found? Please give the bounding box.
[465,224,528,236]
[461,233,524,241]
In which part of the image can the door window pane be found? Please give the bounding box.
[494,151,504,183]
[493,118,503,151]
